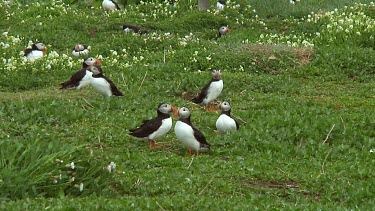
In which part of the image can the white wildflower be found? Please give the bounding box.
[70,162,75,169]
[107,162,116,173]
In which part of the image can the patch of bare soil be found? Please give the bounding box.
[243,44,314,66]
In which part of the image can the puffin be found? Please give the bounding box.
[121,24,148,34]
[216,101,239,134]
[102,0,120,11]
[174,107,211,156]
[24,43,47,62]
[129,103,178,149]
[87,65,123,97]
[192,70,223,112]
[72,44,91,57]
[60,57,102,90]
[218,26,231,37]
[217,0,225,11]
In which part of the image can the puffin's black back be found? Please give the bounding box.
[60,68,86,89]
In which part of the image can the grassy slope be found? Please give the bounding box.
[0,0,374,210]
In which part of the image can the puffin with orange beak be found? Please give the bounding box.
[218,26,231,37]
[60,57,102,90]
[192,70,223,112]
[216,101,239,134]
[129,103,178,149]
[24,43,47,62]
[72,44,91,57]
[174,107,211,156]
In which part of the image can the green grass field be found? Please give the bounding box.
[1,0,374,209]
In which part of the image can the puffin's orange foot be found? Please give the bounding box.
[149,140,161,149]
[206,104,218,112]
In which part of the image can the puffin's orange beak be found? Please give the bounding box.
[94,59,102,66]
[171,106,178,117]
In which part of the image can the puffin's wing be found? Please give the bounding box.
[192,81,210,103]
[60,68,86,89]
[113,0,120,9]
[235,119,240,130]
[24,49,33,56]
[192,127,210,147]
[102,76,123,96]
[129,117,162,138]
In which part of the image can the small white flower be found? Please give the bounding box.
[107,162,116,173]
[2,31,8,36]
[79,183,84,192]
[70,162,75,170]
[370,149,374,153]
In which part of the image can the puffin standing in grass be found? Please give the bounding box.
[174,107,211,156]
[102,0,120,11]
[72,44,91,57]
[216,101,239,134]
[87,65,123,97]
[192,70,223,112]
[60,57,102,90]
[24,43,47,62]
[129,103,178,149]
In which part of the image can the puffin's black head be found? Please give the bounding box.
[32,43,47,52]
[83,57,102,69]
[211,69,221,80]
[218,0,226,4]
[219,101,231,111]
[178,107,191,119]
[88,65,103,76]
[74,44,85,51]
[157,103,178,116]
[219,26,231,36]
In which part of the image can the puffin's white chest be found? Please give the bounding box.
[102,0,117,11]
[216,114,237,133]
[149,117,172,140]
[26,50,44,62]
[174,121,200,151]
[72,49,89,57]
[217,2,224,10]
[77,70,92,90]
[91,77,112,97]
[203,80,223,105]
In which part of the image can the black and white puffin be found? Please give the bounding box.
[174,107,211,156]
[129,103,178,149]
[216,101,239,134]
[218,26,231,37]
[121,25,148,34]
[72,44,91,57]
[60,57,102,90]
[192,70,223,112]
[24,43,47,62]
[102,0,120,11]
[87,65,123,97]
[217,0,225,11]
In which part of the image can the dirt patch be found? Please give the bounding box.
[180,91,195,101]
[240,178,321,202]
[240,178,300,189]
[243,44,314,66]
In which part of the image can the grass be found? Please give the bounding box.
[0,0,374,209]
